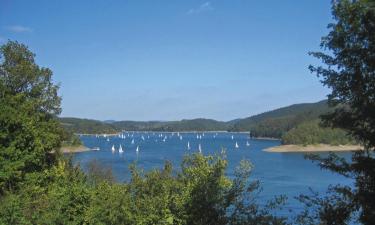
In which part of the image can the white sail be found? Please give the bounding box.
[131,139,135,144]
[246,141,250,146]
[235,142,239,148]
[119,145,123,153]
[187,141,190,150]
[198,144,202,153]
[136,146,139,153]
[111,145,115,152]
[231,135,234,140]
[180,136,182,140]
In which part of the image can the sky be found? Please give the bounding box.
[0,0,333,121]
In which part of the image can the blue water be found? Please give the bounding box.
[72,132,353,214]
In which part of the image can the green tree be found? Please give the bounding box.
[0,41,62,194]
[0,159,90,225]
[300,0,375,224]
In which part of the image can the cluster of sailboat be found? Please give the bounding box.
[111,144,139,154]
[91,132,251,154]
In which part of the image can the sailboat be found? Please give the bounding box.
[187,141,190,150]
[246,141,250,147]
[119,145,123,153]
[180,136,183,140]
[136,146,139,153]
[111,145,115,153]
[131,139,135,144]
[231,135,234,140]
[198,144,202,153]
[235,142,239,149]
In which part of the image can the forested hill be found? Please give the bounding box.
[60,117,118,134]
[229,100,331,138]
[59,118,229,133]
[113,119,228,131]
[59,100,331,137]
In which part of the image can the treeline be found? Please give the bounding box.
[59,118,229,133]
[60,117,118,134]
[281,120,355,145]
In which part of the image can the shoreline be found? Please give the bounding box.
[264,144,362,153]
[76,131,250,135]
[61,145,90,153]
[252,137,281,141]
[77,133,120,136]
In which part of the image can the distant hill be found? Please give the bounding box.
[59,100,334,138]
[229,100,331,138]
[59,118,228,134]
[60,117,118,134]
[59,99,354,145]
[112,118,228,132]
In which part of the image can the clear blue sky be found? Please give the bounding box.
[0,0,332,121]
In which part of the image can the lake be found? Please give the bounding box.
[73,131,353,214]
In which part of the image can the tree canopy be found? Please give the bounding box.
[0,41,62,194]
[301,0,375,224]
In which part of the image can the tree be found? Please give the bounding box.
[301,0,375,224]
[0,41,62,194]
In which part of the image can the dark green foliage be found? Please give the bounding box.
[282,120,355,145]
[0,41,62,194]
[0,159,90,225]
[300,0,375,224]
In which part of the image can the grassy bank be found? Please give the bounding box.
[60,145,89,153]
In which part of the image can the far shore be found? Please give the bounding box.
[76,131,250,135]
[61,145,90,153]
[77,133,120,136]
[264,144,362,153]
